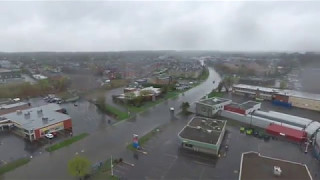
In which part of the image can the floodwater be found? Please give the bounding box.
[3,67,222,179]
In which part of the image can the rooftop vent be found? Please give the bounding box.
[273,166,282,176]
[37,109,43,114]
[24,112,30,117]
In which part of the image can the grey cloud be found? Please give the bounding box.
[0,1,320,52]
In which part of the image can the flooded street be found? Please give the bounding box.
[3,67,220,179]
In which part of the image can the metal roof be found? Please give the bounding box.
[233,84,280,93]
[1,104,70,130]
[253,110,311,128]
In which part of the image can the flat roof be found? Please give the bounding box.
[286,90,320,101]
[1,104,70,130]
[233,84,279,93]
[266,124,306,139]
[240,152,312,180]
[179,117,226,145]
[240,101,260,110]
[0,102,28,109]
[234,84,320,101]
[198,97,231,106]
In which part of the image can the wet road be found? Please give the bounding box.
[3,67,221,179]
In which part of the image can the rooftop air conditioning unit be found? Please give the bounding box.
[273,166,282,176]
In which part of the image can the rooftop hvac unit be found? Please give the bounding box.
[42,117,48,121]
[207,130,212,133]
[273,166,282,176]
[201,120,206,123]
[196,126,201,130]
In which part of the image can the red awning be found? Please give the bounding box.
[266,124,307,142]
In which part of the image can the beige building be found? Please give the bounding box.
[289,94,320,112]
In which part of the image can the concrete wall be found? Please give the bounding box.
[196,103,214,117]
[289,96,320,111]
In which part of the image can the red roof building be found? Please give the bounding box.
[266,124,307,142]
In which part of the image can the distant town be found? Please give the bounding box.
[1,51,320,180]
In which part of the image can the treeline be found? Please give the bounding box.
[0,77,69,98]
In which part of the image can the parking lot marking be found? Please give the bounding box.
[193,160,213,167]
[165,153,178,159]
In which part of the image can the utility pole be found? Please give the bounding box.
[111,155,113,176]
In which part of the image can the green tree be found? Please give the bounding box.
[133,95,144,107]
[217,81,224,93]
[180,102,190,114]
[280,80,287,89]
[68,156,91,179]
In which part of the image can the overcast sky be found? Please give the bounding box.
[0,1,320,52]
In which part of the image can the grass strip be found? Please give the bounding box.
[45,133,89,152]
[0,158,30,175]
[104,104,129,120]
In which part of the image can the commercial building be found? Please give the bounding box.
[196,97,232,117]
[178,117,227,155]
[239,151,312,180]
[0,102,31,115]
[233,84,320,112]
[224,101,261,115]
[233,84,280,100]
[0,104,72,141]
[266,124,307,142]
[0,68,22,83]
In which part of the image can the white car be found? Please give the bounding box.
[170,107,175,111]
[45,133,54,139]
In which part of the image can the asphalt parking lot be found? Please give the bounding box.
[114,94,320,180]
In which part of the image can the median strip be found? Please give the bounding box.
[127,127,160,151]
[45,133,89,152]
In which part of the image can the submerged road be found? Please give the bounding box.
[4,67,221,180]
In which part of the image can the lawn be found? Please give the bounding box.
[127,127,160,151]
[0,158,30,175]
[45,133,89,152]
[97,103,129,121]
[208,91,223,98]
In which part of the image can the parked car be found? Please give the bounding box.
[45,133,54,139]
